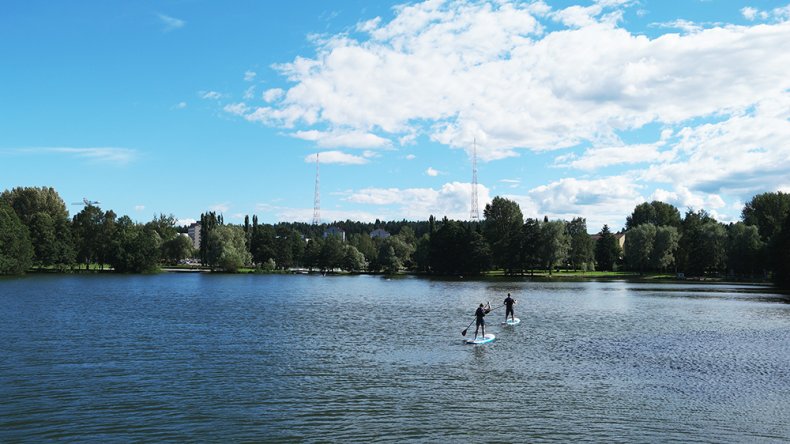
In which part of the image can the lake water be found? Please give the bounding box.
[1,274,789,442]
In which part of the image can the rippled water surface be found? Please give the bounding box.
[1,274,789,442]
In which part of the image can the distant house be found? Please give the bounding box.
[323,226,346,242]
[187,222,201,249]
[590,231,626,249]
[369,228,390,239]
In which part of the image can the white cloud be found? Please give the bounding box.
[177,218,197,227]
[523,176,645,231]
[426,167,440,176]
[199,90,223,100]
[210,203,230,213]
[556,140,675,170]
[305,151,368,165]
[224,102,249,115]
[243,86,256,100]
[157,13,185,32]
[741,7,758,21]
[244,70,257,82]
[134,205,145,211]
[173,101,187,109]
[292,129,391,148]
[345,181,492,220]
[17,147,136,165]
[405,154,416,160]
[263,88,284,103]
[237,0,790,166]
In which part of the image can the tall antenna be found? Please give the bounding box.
[312,152,321,225]
[470,138,480,220]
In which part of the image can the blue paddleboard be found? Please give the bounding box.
[501,318,521,326]
[464,333,495,345]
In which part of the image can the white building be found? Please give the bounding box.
[188,222,201,249]
[370,228,390,239]
[323,226,346,242]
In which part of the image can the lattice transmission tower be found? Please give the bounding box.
[312,153,321,225]
[470,138,480,220]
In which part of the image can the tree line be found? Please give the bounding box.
[1,186,789,288]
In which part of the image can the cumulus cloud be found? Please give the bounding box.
[134,205,145,211]
[218,0,790,227]
[244,70,257,82]
[345,181,492,220]
[426,167,440,176]
[305,151,368,165]
[229,0,790,164]
[292,129,391,148]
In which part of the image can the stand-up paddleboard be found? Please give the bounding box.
[501,318,521,326]
[464,333,495,345]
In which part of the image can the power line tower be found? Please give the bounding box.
[312,153,321,225]
[470,138,480,220]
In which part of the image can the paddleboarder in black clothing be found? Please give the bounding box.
[504,293,516,322]
[474,302,490,339]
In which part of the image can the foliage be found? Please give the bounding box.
[771,212,790,289]
[742,191,790,243]
[624,223,656,273]
[1,186,74,268]
[483,197,524,274]
[206,225,251,272]
[595,224,621,272]
[567,217,594,271]
[726,222,765,277]
[539,220,570,275]
[625,201,682,230]
[0,202,34,275]
[162,235,195,265]
[108,216,161,273]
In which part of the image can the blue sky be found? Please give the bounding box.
[3,0,790,232]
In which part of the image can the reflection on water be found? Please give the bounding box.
[1,274,789,442]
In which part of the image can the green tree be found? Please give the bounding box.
[412,234,431,273]
[250,224,277,265]
[0,202,33,274]
[624,223,656,273]
[626,201,682,230]
[771,212,790,289]
[483,197,524,274]
[342,245,366,272]
[742,191,790,243]
[652,225,679,272]
[206,225,251,272]
[678,210,727,276]
[303,237,323,271]
[162,235,195,264]
[378,245,401,274]
[567,217,594,271]
[199,212,220,266]
[595,225,621,271]
[1,186,74,268]
[319,235,345,271]
[539,220,570,274]
[727,222,765,277]
[72,204,105,269]
[109,216,161,273]
[521,218,542,274]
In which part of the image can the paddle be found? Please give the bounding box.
[461,303,504,336]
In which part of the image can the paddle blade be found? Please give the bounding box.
[461,328,468,336]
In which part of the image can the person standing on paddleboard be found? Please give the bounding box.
[474,302,490,339]
[504,293,516,323]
